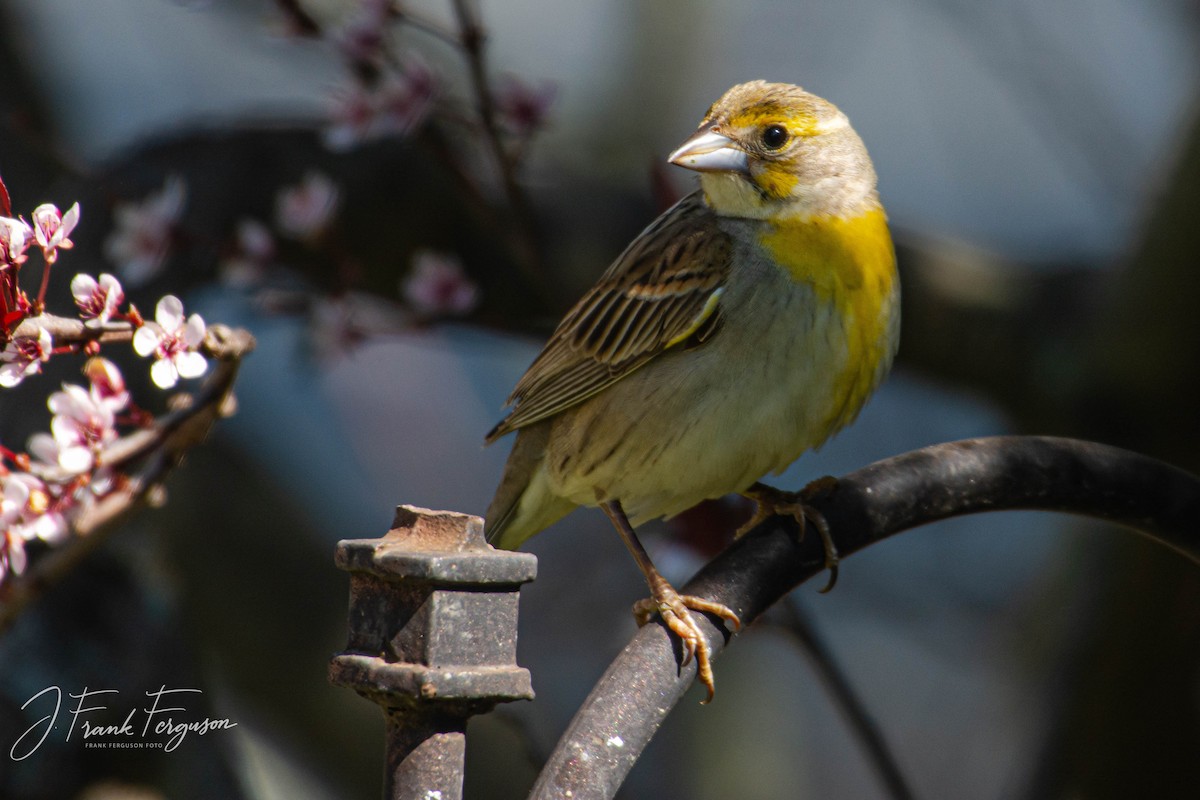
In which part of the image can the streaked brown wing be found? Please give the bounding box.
[486,191,732,443]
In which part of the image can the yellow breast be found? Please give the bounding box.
[758,206,899,432]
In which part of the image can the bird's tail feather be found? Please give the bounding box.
[485,424,576,550]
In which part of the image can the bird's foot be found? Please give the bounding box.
[737,477,840,592]
[632,584,741,703]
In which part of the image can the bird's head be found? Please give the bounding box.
[669,81,878,220]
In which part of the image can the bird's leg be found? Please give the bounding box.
[599,498,741,703]
[737,476,840,593]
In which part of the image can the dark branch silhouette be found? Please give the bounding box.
[528,436,1200,800]
[771,599,916,800]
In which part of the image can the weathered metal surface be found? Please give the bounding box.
[330,505,537,800]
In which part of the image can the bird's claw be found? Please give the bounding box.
[739,478,840,592]
[631,592,741,703]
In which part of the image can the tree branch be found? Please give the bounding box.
[0,324,256,631]
[527,436,1200,800]
[449,0,545,289]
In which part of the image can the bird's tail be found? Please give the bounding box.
[485,424,576,550]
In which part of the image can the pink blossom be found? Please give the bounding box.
[84,357,130,413]
[32,202,80,264]
[0,327,52,387]
[0,529,26,581]
[71,273,125,326]
[219,219,275,288]
[0,216,34,266]
[324,84,376,151]
[29,383,119,476]
[104,176,187,287]
[335,3,389,64]
[275,173,340,239]
[323,58,436,150]
[401,250,480,317]
[375,59,436,137]
[495,76,556,137]
[132,295,207,389]
[1,472,67,547]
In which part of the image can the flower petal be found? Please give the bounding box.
[3,476,30,506]
[0,363,25,387]
[8,537,26,574]
[150,358,178,389]
[61,203,81,238]
[27,433,59,466]
[133,325,162,357]
[182,314,206,347]
[156,295,185,331]
[57,445,93,475]
[173,351,208,379]
[33,512,68,544]
[71,273,98,304]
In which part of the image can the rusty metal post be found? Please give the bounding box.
[329,505,537,800]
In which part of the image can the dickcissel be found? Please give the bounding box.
[484,81,899,701]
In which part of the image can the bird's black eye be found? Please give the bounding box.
[760,124,789,150]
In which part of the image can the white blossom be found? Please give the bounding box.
[0,327,52,387]
[32,202,80,263]
[84,357,130,413]
[275,172,339,239]
[71,273,125,326]
[1,472,67,545]
[105,176,186,286]
[133,295,207,389]
[402,251,479,317]
[29,383,120,476]
[0,216,34,266]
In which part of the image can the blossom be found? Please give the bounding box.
[32,202,80,264]
[1,472,67,547]
[335,2,389,64]
[133,295,207,389]
[375,60,436,136]
[0,529,26,581]
[495,76,556,137]
[324,84,377,151]
[0,216,34,266]
[84,357,130,413]
[104,176,187,287]
[275,172,340,239]
[401,250,480,317]
[219,219,275,288]
[71,273,125,326]
[29,383,120,476]
[0,327,52,387]
[323,57,435,150]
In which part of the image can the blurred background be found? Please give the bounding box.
[0,0,1198,798]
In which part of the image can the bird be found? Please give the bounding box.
[483,80,899,702]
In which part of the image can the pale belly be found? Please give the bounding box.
[543,270,894,525]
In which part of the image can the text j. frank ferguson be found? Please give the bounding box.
[10,686,238,761]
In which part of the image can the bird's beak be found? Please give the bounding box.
[668,128,749,174]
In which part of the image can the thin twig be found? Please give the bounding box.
[395,7,462,48]
[273,0,322,37]
[11,314,133,345]
[449,0,545,291]
[773,599,917,800]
